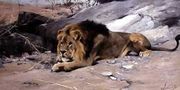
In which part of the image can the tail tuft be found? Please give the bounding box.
[175,34,180,41]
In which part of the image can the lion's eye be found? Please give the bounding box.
[59,42,63,46]
[68,42,72,47]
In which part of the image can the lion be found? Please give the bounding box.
[51,20,180,72]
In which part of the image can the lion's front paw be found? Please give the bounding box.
[51,63,64,72]
[139,50,151,57]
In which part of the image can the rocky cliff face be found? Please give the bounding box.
[46,0,180,45]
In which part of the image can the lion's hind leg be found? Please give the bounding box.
[120,46,131,57]
[129,33,151,57]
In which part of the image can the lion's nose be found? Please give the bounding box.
[60,50,66,54]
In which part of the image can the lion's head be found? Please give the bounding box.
[56,24,86,62]
[56,20,110,63]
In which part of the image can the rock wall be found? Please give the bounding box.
[45,0,180,45]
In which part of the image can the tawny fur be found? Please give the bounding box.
[52,20,180,72]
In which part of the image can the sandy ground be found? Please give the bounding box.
[0,1,75,25]
[0,40,180,90]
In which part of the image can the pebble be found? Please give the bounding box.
[44,51,51,54]
[26,55,38,60]
[22,53,29,57]
[107,60,116,64]
[101,71,113,76]
[122,64,134,69]
[12,58,19,62]
[132,61,138,65]
[19,57,26,61]
[109,76,117,80]
[32,51,39,55]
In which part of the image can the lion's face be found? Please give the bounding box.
[56,24,85,62]
[56,38,74,62]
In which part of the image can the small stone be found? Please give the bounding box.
[109,76,117,80]
[134,62,138,65]
[45,51,51,54]
[22,53,29,57]
[17,62,23,65]
[132,61,138,65]
[26,55,38,60]
[32,51,39,55]
[107,60,116,64]
[122,64,134,69]
[12,58,19,62]
[20,57,26,61]
[101,71,113,76]
[4,58,12,63]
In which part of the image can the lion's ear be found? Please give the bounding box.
[72,30,82,40]
[57,30,62,34]
[57,30,62,40]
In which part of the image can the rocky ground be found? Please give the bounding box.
[0,0,180,90]
[0,41,180,90]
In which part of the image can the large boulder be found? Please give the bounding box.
[105,0,180,44]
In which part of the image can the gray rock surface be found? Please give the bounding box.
[45,0,138,32]
[44,0,180,45]
[105,0,180,44]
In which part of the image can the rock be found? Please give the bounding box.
[141,26,173,44]
[45,0,136,33]
[19,57,26,61]
[22,81,39,87]
[101,71,113,76]
[132,61,138,65]
[106,14,160,33]
[106,14,173,44]
[22,53,30,57]
[4,58,13,63]
[44,51,51,54]
[17,11,54,34]
[122,64,134,69]
[11,58,19,62]
[126,15,159,32]
[106,14,142,32]
[71,1,134,23]
[106,60,116,64]
[0,32,44,56]
[130,1,180,22]
[101,71,117,80]
[109,76,117,80]
[26,55,38,60]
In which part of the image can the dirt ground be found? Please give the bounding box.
[0,1,75,25]
[0,40,180,90]
[0,2,180,90]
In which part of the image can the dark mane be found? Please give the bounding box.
[78,20,110,37]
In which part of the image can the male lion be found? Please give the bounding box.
[52,20,180,72]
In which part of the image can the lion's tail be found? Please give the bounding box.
[150,34,180,51]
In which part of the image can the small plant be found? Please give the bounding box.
[47,0,56,10]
